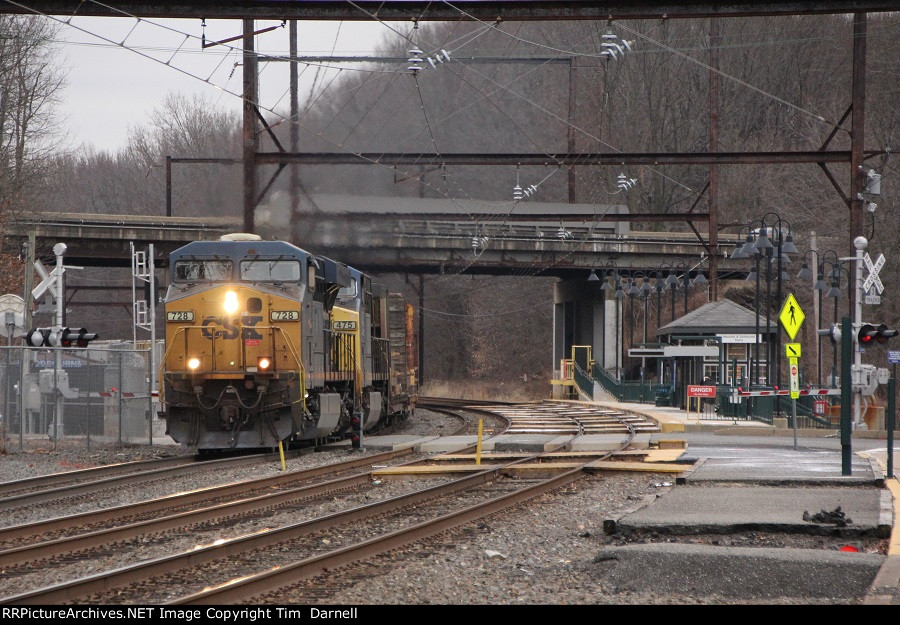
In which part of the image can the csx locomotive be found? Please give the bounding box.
[159,233,416,451]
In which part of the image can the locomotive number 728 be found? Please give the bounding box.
[270,310,300,321]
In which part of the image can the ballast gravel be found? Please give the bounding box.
[0,409,889,605]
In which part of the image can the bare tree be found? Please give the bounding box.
[0,16,67,212]
[0,15,67,296]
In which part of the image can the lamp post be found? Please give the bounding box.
[673,259,691,318]
[796,249,820,384]
[662,263,680,323]
[735,215,796,389]
[732,226,763,385]
[625,270,637,356]
[821,256,850,388]
[639,271,652,344]
[798,248,846,387]
[654,269,665,340]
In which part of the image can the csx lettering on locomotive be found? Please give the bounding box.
[200,315,263,340]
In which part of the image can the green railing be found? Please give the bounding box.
[572,362,594,399]
[591,363,663,404]
[715,388,836,428]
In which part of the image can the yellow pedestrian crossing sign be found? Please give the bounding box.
[779,293,805,341]
[785,343,802,358]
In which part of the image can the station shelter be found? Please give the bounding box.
[650,299,778,408]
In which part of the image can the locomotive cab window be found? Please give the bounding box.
[336,278,358,301]
[240,259,301,282]
[174,260,232,282]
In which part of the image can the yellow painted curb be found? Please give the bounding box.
[887,478,900,557]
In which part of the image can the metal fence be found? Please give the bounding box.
[591,362,666,404]
[0,343,165,451]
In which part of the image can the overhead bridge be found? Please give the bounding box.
[4,203,741,279]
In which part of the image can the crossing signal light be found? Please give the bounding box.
[350,411,362,449]
[62,328,100,347]
[857,323,878,345]
[856,323,896,346]
[874,324,897,344]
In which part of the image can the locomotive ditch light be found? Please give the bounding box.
[187,357,201,371]
[224,290,239,315]
[258,357,271,370]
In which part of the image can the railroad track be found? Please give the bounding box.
[0,450,317,515]
[416,399,511,438]
[0,400,661,604]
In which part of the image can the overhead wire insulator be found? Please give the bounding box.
[600,30,633,61]
[513,184,524,201]
[408,47,424,72]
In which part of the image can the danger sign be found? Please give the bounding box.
[687,385,717,398]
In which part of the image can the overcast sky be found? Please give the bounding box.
[57,16,395,152]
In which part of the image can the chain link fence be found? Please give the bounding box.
[0,342,167,452]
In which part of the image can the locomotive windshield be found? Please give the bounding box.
[174,259,233,282]
[336,277,358,300]
[240,259,302,282]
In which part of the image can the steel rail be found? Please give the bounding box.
[0,471,376,569]
[0,449,312,512]
[0,447,414,543]
[176,468,587,604]
[0,455,195,498]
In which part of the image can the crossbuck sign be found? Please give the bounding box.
[863,252,885,295]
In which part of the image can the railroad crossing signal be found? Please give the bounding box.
[779,293,805,341]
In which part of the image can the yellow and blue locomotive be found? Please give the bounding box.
[159,233,416,451]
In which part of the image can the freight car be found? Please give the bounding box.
[158,233,416,451]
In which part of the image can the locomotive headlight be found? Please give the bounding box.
[187,357,201,371]
[223,290,239,314]
[258,357,271,370]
